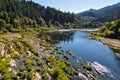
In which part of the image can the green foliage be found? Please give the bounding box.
[49,68,59,79]
[18,70,34,80]
[2,71,17,80]
[37,60,42,66]
[11,53,20,59]
[14,41,24,53]
[0,0,77,30]
[73,69,79,75]
[24,56,34,66]
[17,71,27,79]
[49,68,69,80]
[0,19,6,29]
[21,40,39,56]
[8,48,14,54]
[40,41,50,47]
[98,19,120,39]
[104,30,115,38]
[46,56,72,80]
[0,59,10,73]
[83,65,92,71]
[42,68,49,80]
[35,68,40,72]
[77,3,120,28]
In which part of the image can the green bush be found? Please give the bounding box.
[17,71,27,79]
[37,60,42,66]
[11,53,20,59]
[48,68,69,80]
[83,65,92,71]
[104,30,115,38]
[42,69,48,80]
[8,48,14,54]
[40,41,50,47]
[21,40,39,56]
[35,68,40,72]
[26,71,34,80]
[0,59,10,73]
[73,69,78,75]
[2,71,17,80]
[24,57,34,66]
[49,68,59,79]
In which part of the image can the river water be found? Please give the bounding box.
[54,30,120,79]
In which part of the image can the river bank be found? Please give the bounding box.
[55,28,98,32]
[0,28,76,80]
[91,35,120,55]
[0,28,101,80]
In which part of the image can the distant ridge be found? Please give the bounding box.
[76,2,120,26]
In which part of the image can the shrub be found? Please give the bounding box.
[40,41,50,47]
[35,68,40,72]
[37,60,42,66]
[11,53,20,59]
[0,59,10,73]
[24,57,34,66]
[73,69,78,75]
[21,40,39,56]
[17,71,27,79]
[26,71,34,80]
[8,48,14,54]
[42,70,48,80]
[2,71,17,80]
[83,65,92,71]
[49,68,59,79]
[49,69,69,80]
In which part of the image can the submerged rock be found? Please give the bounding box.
[88,61,110,75]
[88,61,120,80]
[78,72,88,80]
[116,53,120,58]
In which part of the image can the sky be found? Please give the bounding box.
[32,0,120,13]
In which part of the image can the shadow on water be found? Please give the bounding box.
[53,31,75,42]
[45,30,75,43]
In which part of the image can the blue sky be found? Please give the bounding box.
[32,0,120,13]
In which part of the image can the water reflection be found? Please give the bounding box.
[49,31,75,43]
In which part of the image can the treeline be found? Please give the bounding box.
[0,0,78,32]
[98,19,120,39]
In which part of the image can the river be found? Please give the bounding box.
[53,30,120,79]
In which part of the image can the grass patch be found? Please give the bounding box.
[20,40,39,56]
[2,71,17,80]
[0,58,10,73]
[83,65,92,71]
[11,53,20,59]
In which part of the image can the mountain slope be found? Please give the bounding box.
[76,2,120,27]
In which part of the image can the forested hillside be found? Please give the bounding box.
[0,0,81,79]
[76,2,120,28]
[0,0,79,32]
[98,19,120,39]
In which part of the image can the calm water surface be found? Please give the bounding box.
[56,30,120,77]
